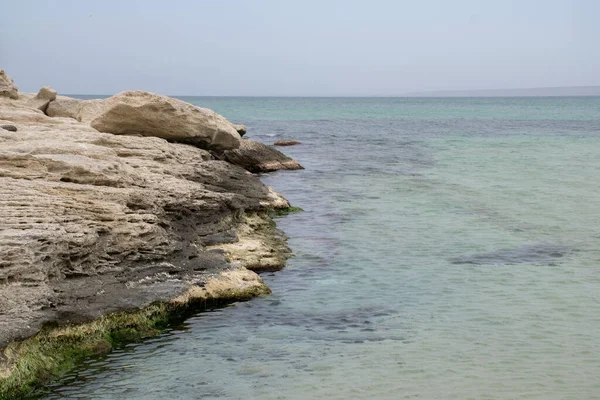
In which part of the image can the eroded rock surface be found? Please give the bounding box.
[214,139,304,173]
[207,213,292,272]
[0,97,290,349]
[0,71,18,100]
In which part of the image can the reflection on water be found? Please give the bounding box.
[42,98,600,400]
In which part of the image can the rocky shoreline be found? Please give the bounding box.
[0,70,302,398]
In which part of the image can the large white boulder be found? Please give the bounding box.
[80,90,241,150]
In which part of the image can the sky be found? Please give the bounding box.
[1,0,599,96]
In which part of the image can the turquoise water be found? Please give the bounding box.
[44,97,600,399]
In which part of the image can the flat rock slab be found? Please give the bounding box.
[215,139,304,173]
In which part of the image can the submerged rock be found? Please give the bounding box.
[274,140,301,146]
[450,244,571,266]
[0,70,18,100]
[78,90,241,150]
[215,139,304,173]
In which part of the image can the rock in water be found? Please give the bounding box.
[274,140,301,146]
[215,139,304,173]
[79,90,241,150]
[27,86,58,113]
[0,70,18,100]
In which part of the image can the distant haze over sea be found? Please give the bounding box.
[406,86,600,97]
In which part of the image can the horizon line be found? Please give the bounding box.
[58,85,600,98]
[65,94,600,99]
[61,85,600,98]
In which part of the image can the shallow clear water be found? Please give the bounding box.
[44,97,600,399]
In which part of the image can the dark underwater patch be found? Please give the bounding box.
[450,244,572,266]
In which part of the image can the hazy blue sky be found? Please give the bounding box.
[1,0,598,96]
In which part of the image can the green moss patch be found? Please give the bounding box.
[269,206,304,217]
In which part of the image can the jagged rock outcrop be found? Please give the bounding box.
[214,139,304,173]
[26,86,57,112]
[0,94,292,351]
[0,71,18,100]
[0,72,308,397]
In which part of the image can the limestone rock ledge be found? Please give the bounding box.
[214,139,304,173]
[0,72,301,398]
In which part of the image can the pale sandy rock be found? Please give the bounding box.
[27,100,48,113]
[74,90,241,150]
[206,213,291,272]
[0,103,98,132]
[169,268,270,304]
[26,87,58,113]
[0,103,47,123]
[0,98,290,349]
[215,139,304,173]
[46,95,84,119]
[75,98,105,122]
[36,86,57,101]
[0,70,18,100]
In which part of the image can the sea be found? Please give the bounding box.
[41,97,600,399]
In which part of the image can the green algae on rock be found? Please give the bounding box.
[270,206,304,217]
[0,268,270,400]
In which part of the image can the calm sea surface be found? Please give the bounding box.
[43,97,600,399]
